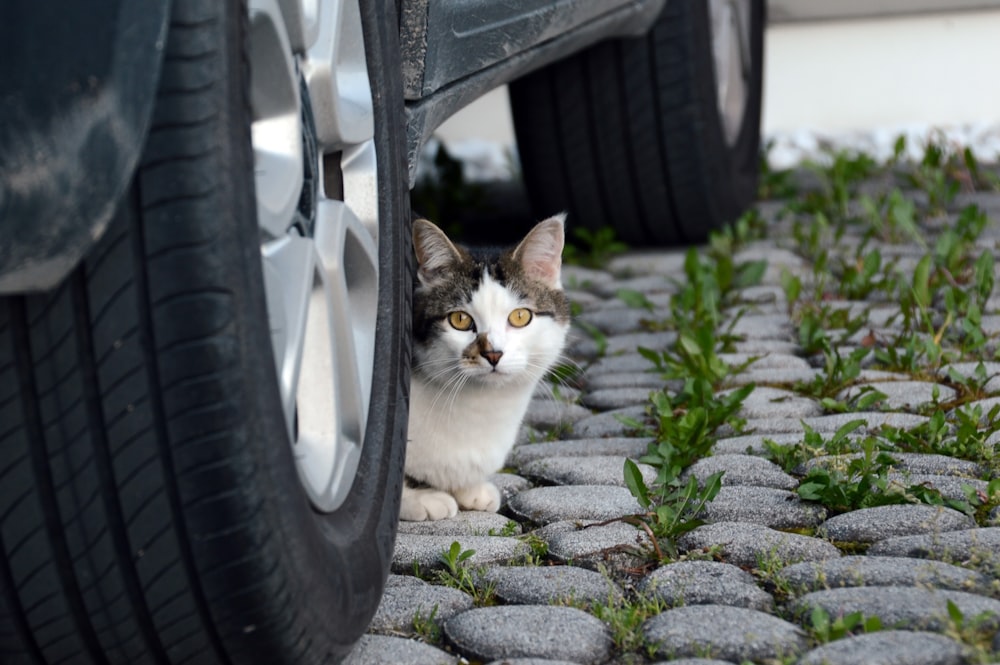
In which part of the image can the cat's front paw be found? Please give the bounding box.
[453,482,501,513]
[400,487,459,521]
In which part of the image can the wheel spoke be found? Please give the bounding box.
[261,234,316,438]
[249,0,304,238]
[302,0,374,150]
[276,0,320,53]
[709,0,750,145]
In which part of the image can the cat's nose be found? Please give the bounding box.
[483,349,503,367]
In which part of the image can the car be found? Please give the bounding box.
[0,0,763,663]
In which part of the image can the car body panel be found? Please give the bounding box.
[0,0,170,293]
[0,0,664,290]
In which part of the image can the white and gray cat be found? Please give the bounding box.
[401,215,571,521]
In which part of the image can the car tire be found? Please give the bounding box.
[0,0,409,663]
[509,0,765,245]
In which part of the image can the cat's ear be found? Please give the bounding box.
[514,213,565,289]
[413,218,462,285]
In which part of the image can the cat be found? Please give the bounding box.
[400,215,571,521]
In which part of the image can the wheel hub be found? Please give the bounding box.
[248,0,379,513]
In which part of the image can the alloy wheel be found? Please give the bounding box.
[248,0,379,513]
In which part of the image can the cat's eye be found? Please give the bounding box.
[448,311,474,331]
[507,308,533,328]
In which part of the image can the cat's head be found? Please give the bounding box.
[411,215,571,388]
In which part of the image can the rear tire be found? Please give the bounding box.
[0,0,409,663]
[510,0,764,245]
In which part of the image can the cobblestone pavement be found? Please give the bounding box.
[349,165,1000,664]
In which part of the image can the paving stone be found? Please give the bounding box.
[585,353,656,376]
[724,368,820,387]
[819,505,976,544]
[485,660,583,665]
[581,387,656,410]
[575,309,653,335]
[838,380,957,411]
[345,635,458,665]
[533,382,582,403]
[543,520,651,572]
[790,586,1000,632]
[520,455,657,488]
[778,555,995,595]
[889,472,989,503]
[681,454,798,490]
[492,473,531,506]
[960,396,1000,421]
[648,660,737,665]
[482,565,623,606]
[730,339,802,355]
[604,331,677,356]
[732,386,823,419]
[591,274,676,298]
[508,438,653,467]
[397,511,523,536]
[562,265,614,288]
[937,361,1000,385]
[639,560,773,611]
[802,452,985,479]
[393,535,530,573]
[444,605,613,665]
[802,411,929,433]
[678,522,841,568]
[385,573,426,588]
[606,251,689,276]
[701,486,826,529]
[569,406,649,438]
[713,432,805,456]
[523,400,592,430]
[866,527,1000,566]
[725,314,795,341]
[370,582,473,635]
[643,605,808,662]
[719,353,812,370]
[584,372,670,391]
[798,630,971,665]
[506,485,642,525]
[734,284,786,305]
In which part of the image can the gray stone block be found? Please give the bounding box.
[681,454,798,490]
[543,520,650,573]
[344,635,458,665]
[643,605,808,662]
[569,406,649,439]
[819,505,976,544]
[639,560,773,611]
[798,630,971,665]
[678,522,841,568]
[520,455,657,488]
[444,605,613,665]
[790,586,1000,632]
[581,387,657,410]
[702,486,826,530]
[732,386,823,419]
[866,527,1000,565]
[778,555,994,595]
[508,438,653,467]
[370,583,473,635]
[482,565,623,606]
[397,511,522,537]
[393,534,530,573]
[506,485,642,525]
[838,380,956,411]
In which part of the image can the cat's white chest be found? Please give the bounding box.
[405,376,535,491]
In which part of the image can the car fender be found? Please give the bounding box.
[0,0,171,293]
